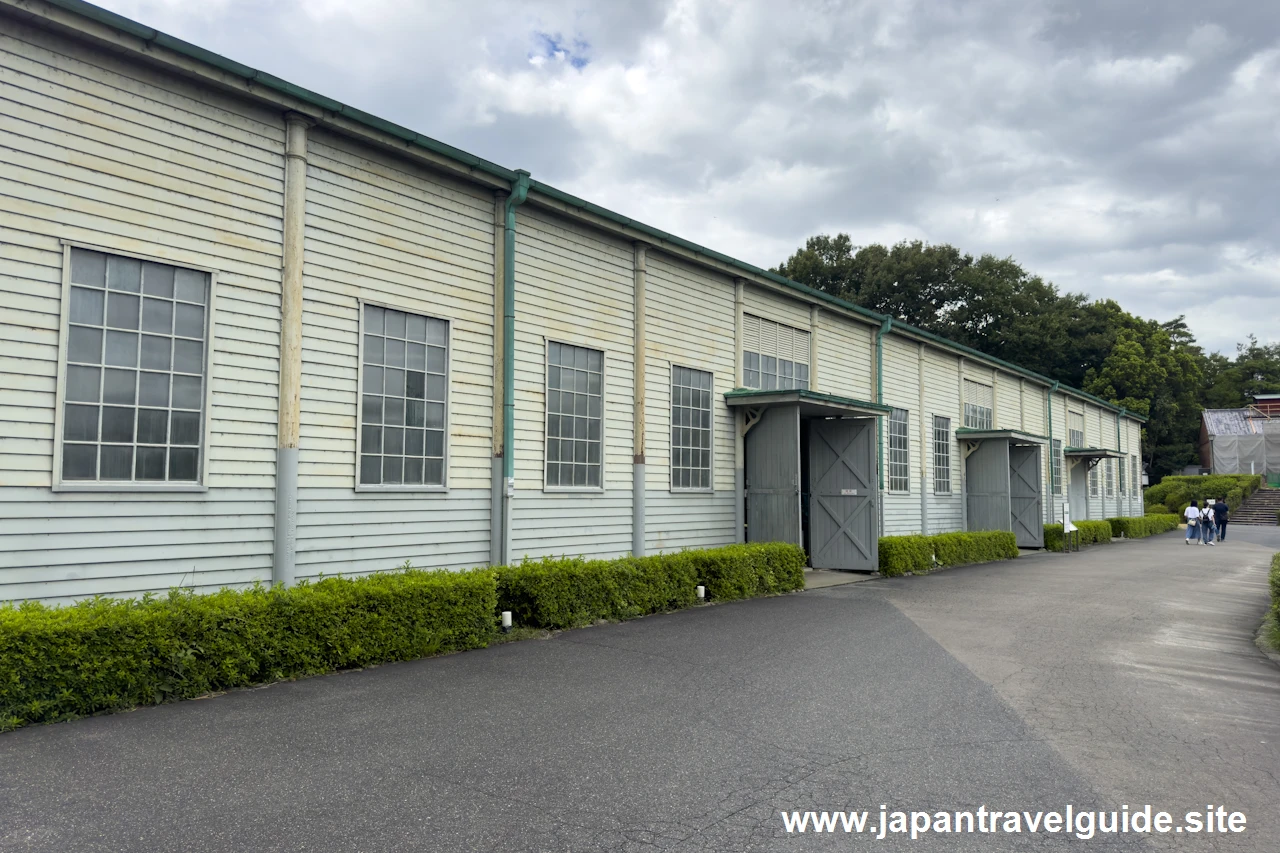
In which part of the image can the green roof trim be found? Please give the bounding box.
[723,388,890,413]
[29,0,1146,426]
[1064,447,1127,458]
[955,428,1050,443]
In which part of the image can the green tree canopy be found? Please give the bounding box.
[775,232,1276,478]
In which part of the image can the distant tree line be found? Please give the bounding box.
[774,235,1280,479]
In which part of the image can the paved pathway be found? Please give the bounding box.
[2,528,1277,851]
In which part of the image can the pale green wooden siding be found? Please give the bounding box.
[0,22,282,602]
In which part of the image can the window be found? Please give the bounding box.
[1068,411,1084,449]
[888,408,910,493]
[962,379,993,429]
[1105,458,1114,496]
[932,415,951,494]
[545,341,603,488]
[671,366,713,490]
[1132,455,1140,496]
[57,247,211,486]
[359,304,448,487]
[1118,453,1125,494]
[1089,462,1099,497]
[742,314,809,390]
[1051,439,1063,495]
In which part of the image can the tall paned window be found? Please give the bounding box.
[359,305,448,487]
[1051,439,1063,495]
[1105,458,1115,497]
[1089,462,1099,497]
[932,415,951,494]
[1068,412,1085,448]
[742,314,809,390]
[671,366,713,490]
[888,408,910,493]
[962,380,993,429]
[1118,454,1126,494]
[1131,455,1140,496]
[546,341,603,488]
[59,248,210,485]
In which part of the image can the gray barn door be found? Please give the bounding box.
[745,405,801,546]
[1068,461,1086,522]
[808,418,877,570]
[966,439,1010,534]
[1009,444,1044,547]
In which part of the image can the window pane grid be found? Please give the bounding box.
[1105,458,1114,496]
[1089,462,1099,497]
[358,305,448,487]
[61,249,206,483]
[889,408,909,493]
[671,366,713,490]
[741,316,809,391]
[1051,439,1063,495]
[545,342,603,488]
[963,380,993,429]
[933,415,951,494]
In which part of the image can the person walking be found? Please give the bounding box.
[1213,497,1229,542]
[1201,501,1216,546]
[1184,500,1201,545]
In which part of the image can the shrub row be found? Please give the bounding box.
[495,543,805,630]
[1144,474,1262,516]
[1,543,806,731]
[1108,514,1180,539]
[1269,553,1280,653]
[879,531,1019,577]
[0,568,498,732]
[1043,519,1114,552]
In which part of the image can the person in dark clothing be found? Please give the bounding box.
[1213,497,1229,541]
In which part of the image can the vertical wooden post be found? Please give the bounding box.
[274,113,310,588]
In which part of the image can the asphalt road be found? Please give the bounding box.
[2,527,1278,852]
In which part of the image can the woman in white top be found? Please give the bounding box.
[1184,500,1200,544]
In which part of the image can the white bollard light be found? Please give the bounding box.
[696,585,706,600]
[501,610,513,632]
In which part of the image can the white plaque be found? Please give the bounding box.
[841,488,857,496]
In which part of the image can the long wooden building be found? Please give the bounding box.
[0,0,1146,603]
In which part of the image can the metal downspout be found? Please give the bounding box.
[1116,408,1125,516]
[875,317,892,534]
[1047,381,1058,525]
[632,243,647,556]
[501,170,531,566]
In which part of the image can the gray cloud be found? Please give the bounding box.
[102,0,1279,354]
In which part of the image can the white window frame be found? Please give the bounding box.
[1067,411,1085,449]
[962,379,993,430]
[543,338,606,493]
[1051,439,1063,496]
[1131,455,1140,497]
[741,314,810,391]
[932,415,951,495]
[670,364,714,493]
[888,407,910,493]
[1105,457,1115,497]
[1089,461,1099,497]
[354,299,452,492]
[52,242,216,493]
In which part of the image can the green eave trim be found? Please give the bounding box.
[1064,447,1127,458]
[955,428,1050,443]
[28,0,1151,427]
[723,388,890,413]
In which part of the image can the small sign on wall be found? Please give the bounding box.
[841,489,858,496]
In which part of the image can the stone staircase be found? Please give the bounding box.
[1233,487,1280,526]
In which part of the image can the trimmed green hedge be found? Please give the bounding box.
[1044,519,1114,552]
[1144,474,1262,516]
[687,543,807,602]
[1108,514,1180,539]
[0,568,498,732]
[1,544,808,731]
[494,543,805,629]
[879,531,1019,577]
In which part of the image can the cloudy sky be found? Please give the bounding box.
[100,0,1279,355]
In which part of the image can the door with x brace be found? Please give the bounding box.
[808,418,877,571]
